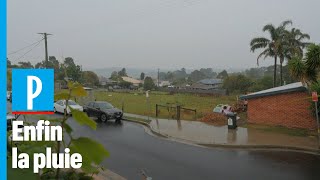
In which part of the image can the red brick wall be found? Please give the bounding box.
[247,91,317,130]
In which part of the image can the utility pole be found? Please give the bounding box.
[157,68,160,87]
[38,32,52,68]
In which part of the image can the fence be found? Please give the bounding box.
[158,88,227,96]
[156,104,197,120]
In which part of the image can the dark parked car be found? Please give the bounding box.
[84,101,123,122]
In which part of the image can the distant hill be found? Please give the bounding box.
[90,67,161,79]
[90,67,245,79]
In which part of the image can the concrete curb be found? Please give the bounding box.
[123,118,320,155]
[123,118,168,138]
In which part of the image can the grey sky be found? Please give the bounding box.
[7,0,320,70]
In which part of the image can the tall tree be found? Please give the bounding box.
[223,74,252,94]
[190,70,206,82]
[144,76,155,90]
[286,28,311,58]
[63,57,82,82]
[82,71,100,86]
[110,71,119,81]
[250,20,292,87]
[118,68,127,77]
[278,28,310,85]
[217,70,228,79]
[199,68,215,78]
[140,72,145,80]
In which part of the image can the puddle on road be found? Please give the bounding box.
[150,119,318,149]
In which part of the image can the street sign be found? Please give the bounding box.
[312,92,318,102]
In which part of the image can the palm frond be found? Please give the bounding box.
[250,37,270,46]
[280,20,292,28]
[298,33,310,41]
[305,44,320,70]
[257,48,273,65]
[288,56,306,82]
[262,24,276,39]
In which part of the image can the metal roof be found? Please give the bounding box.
[239,82,307,100]
[198,79,222,85]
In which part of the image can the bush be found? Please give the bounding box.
[144,76,155,90]
[223,74,252,94]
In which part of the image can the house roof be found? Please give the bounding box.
[190,83,215,90]
[121,76,142,84]
[198,78,222,85]
[105,79,117,83]
[83,87,93,90]
[239,82,307,100]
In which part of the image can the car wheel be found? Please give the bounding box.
[115,118,122,123]
[100,114,108,122]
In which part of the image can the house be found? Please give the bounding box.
[99,76,117,86]
[197,78,223,89]
[189,82,217,90]
[187,79,223,90]
[121,76,142,87]
[175,83,190,90]
[158,81,171,87]
[240,82,317,130]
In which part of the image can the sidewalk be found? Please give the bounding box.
[124,113,319,151]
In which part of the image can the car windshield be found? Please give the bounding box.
[98,102,113,109]
[66,100,77,105]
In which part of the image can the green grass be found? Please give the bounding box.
[93,90,237,120]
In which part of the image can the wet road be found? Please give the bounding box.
[7,101,320,180]
[66,117,320,180]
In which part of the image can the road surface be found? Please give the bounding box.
[7,101,320,180]
[59,115,320,179]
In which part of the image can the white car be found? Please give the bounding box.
[54,100,83,114]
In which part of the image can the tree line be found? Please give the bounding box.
[7,56,100,88]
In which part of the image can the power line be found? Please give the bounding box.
[7,38,44,56]
[12,40,43,63]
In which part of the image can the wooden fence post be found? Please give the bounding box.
[177,105,181,120]
[156,104,158,117]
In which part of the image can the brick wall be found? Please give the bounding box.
[247,91,317,130]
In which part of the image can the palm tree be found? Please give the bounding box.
[278,28,311,85]
[250,20,292,87]
[287,28,311,58]
[288,44,320,84]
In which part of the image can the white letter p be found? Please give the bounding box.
[27,76,42,110]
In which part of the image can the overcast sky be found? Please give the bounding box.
[7,0,320,70]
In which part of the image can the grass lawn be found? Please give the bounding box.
[93,90,237,120]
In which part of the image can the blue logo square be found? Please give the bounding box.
[12,69,54,112]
